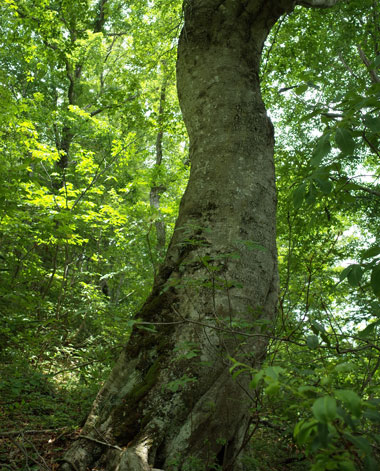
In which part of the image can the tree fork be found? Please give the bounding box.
[60,1,341,470]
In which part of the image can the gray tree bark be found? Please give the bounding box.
[60,1,340,470]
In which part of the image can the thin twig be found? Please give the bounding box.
[0,427,71,437]
[171,307,305,346]
[8,435,51,471]
[23,434,50,470]
[78,434,122,451]
[338,51,360,79]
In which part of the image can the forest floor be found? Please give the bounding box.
[0,360,98,470]
[0,360,304,471]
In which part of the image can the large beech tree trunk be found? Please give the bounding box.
[61,1,338,470]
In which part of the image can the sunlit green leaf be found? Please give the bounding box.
[361,245,380,259]
[311,134,331,166]
[295,83,308,95]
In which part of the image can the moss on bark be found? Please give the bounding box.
[112,359,161,444]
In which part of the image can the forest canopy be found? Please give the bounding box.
[1,0,380,470]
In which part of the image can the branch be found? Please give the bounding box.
[332,176,380,198]
[78,434,122,451]
[297,0,340,7]
[338,52,360,79]
[357,45,380,84]
[0,427,70,437]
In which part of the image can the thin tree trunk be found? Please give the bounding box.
[150,63,168,260]
[60,1,299,470]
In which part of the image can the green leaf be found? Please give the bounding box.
[306,335,319,349]
[339,461,356,471]
[294,419,318,445]
[347,264,363,286]
[298,385,319,397]
[314,176,333,194]
[335,128,355,155]
[358,319,380,339]
[312,396,337,423]
[295,83,308,95]
[364,456,378,471]
[363,408,380,423]
[345,433,372,455]
[371,264,380,297]
[340,265,353,281]
[371,54,380,69]
[250,369,264,388]
[135,323,157,333]
[263,366,284,381]
[362,245,380,259]
[300,109,322,123]
[311,134,331,166]
[293,183,307,209]
[310,322,330,345]
[334,362,353,373]
[364,114,380,133]
[306,182,317,204]
[335,389,361,417]
[311,320,325,334]
[265,382,280,396]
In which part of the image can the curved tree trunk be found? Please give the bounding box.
[60,1,296,470]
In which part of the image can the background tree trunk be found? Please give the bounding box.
[60,1,295,470]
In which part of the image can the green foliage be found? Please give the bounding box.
[1,0,380,470]
[0,0,186,467]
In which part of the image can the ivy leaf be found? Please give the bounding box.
[312,396,337,423]
[335,128,355,155]
[370,264,380,297]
